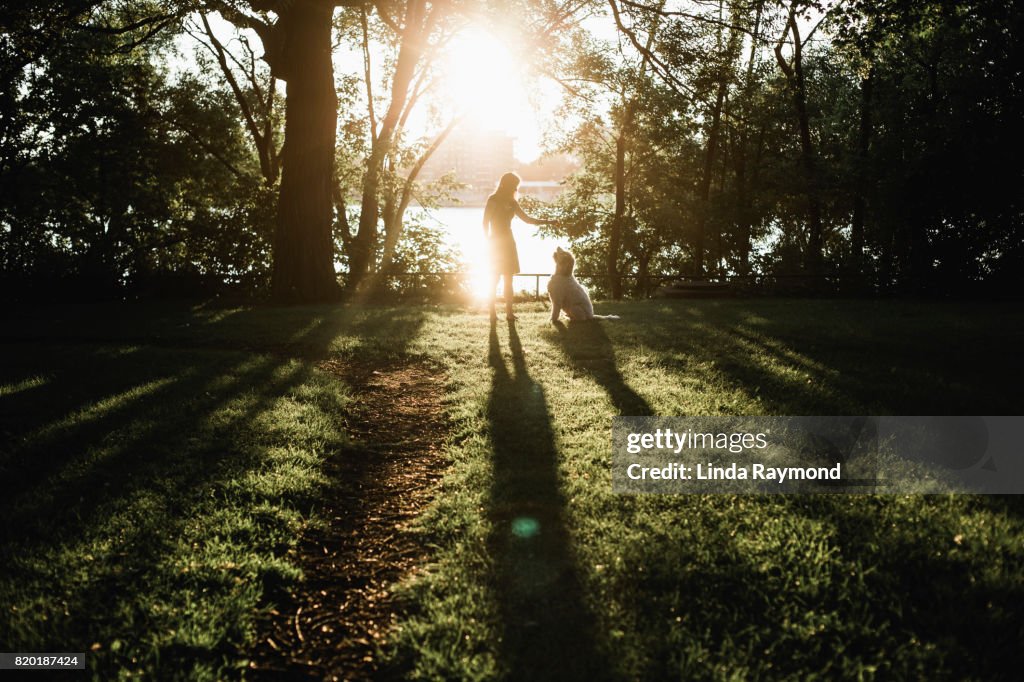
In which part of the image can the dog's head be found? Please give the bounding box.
[553,246,575,276]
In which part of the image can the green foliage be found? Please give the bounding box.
[383,216,466,300]
[3,1,1023,300]
[545,0,1024,294]
[0,4,276,300]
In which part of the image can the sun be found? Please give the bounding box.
[439,28,523,128]
[468,269,497,302]
[452,218,495,301]
[434,26,559,162]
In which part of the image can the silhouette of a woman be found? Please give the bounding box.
[483,172,552,321]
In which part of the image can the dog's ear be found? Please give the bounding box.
[556,246,564,253]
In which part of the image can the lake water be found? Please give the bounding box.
[410,206,563,295]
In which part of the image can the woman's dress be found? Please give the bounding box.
[484,195,521,275]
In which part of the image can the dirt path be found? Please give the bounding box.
[248,358,449,680]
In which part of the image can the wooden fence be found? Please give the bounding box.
[383,271,846,299]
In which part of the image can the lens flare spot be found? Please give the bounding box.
[511,517,540,539]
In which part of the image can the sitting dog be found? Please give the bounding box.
[548,247,617,322]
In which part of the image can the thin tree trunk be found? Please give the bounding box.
[198,13,279,186]
[733,2,762,275]
[348,0,427,290]
[775,8,824,280]
[695,5,742,277]
[850,69,872,287]
[609,129,626,299]
[378,116,460,276]
[695,67,728,277]
[270,4,339,301]
[637,250,651,297]
[905,58,940,292]
[605,1,663,300]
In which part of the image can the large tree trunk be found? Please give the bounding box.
[270,4,339,302]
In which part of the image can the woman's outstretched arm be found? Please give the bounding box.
[513,200,554,226]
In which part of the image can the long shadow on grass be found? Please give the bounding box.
[548,320,653,416]
[633,301,1023,414]
[0,305,427,524]
[486,320,610,681]
[785,496,1024,679]
[0,304,426,673]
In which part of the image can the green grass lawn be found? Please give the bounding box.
[1,299,1023,680]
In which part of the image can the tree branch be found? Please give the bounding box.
[607,0,696,99]
[160,112,248,181]
[79,12,176,35]
[399,115,462,217]
[108,16,178,53]
[371,0,402,33]
[361,6,378,138]
[774,8,796,81]
[616,0,760,37]
[199,13,265,150]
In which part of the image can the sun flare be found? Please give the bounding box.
[440,29,524,129]
[418,25,565,295]
[431,25,561,162]
[454,222,495,301]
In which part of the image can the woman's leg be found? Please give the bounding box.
[503,272,515,319]
[488,272,500,318]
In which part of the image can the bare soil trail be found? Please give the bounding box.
[249,359,449,680]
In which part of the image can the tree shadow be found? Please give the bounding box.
[548,320,653,416]
[782,496,1024,679]
[0,305,428,536]
[0,303,427,673]
[605,493,1024,679]
[486,320,610,680]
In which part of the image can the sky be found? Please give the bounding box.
[414,27,564,162]
[179,9,615,164]
[177,5,825,163]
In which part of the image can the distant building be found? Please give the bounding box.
[517,153,580,183]
[518,180,562,202]
[419,128,515,205]
[418,126,578,206]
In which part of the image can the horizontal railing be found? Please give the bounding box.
[381,271,845,299]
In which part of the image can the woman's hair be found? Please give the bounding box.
[495,172,521,197]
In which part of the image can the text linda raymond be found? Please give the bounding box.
[625,462,843,482]
[620,427,843,484]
